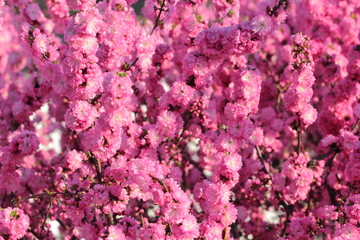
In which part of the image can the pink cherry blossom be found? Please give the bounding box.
[0,0,359,239]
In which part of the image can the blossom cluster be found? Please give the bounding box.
[0,0,359,239]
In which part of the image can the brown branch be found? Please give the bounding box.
[275,89,282,110]
[280,201,294,237]
[108,210,114,226]
[190,159,205,177]
[322,150,340,206]
[41,200,53,231]
[296,129,301,154]
[88,151,103,183]
[351,119,359,132]
[2,191,6,208]
[313,147,338,161]
[223,208,229,240]
[29,228,42,239]
[123,57,139,71]
[230,220,240,239]
[15,191,81,204]
[150,175,170,193]
[255,145,270,175]
[150,0,166,35]
[326,183,338,207]
[57,218,70,230]
[140,213,145,226]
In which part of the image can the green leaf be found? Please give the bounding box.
[10,210,19,219]
[227,9,235,17]
[195,15,202,23]
[116,71,127,77]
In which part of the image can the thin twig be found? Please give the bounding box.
[2,191,7,208]
[230,220,240,239]
[169,112,192,160]
[108,210,114,226]
[140,213,145,226]
[351,119,359,132]
[29,228,42,239]
[255,145,270,175]
[124,57,139,71]
[296,129,301,154]
[313,147,338,161]
[275,89,282,110]
[323,152,340,206]
[150,0,166,35]
[223,209,229,240]
[305,188,312,215]
[325,152,338,168]
[57,218,70,230]
[15,191,81,204]
[150,176,170,192]
[189,158,206,178]
[346,184,355,198]
[41,200,53,231]
[89,151,103,183]
[280,201,294,237]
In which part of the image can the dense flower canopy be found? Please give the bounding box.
[0,0,359,239]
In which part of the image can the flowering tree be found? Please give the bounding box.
[0,0,359,239]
